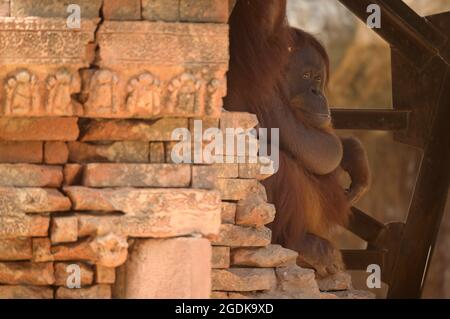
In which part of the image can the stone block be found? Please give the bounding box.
[79,118,188,141]
[213,224,271,247]
[56,285,111,299]
[51,216,78,243]
[67,187,221,238]
[0,285,53,299]
[0,215,49,239]
[82,163,191,187]
[0,18,97,117]
[0,164,62,187]
[63,164,83,185]
[0,1,9,17]
[149,142,165,163]
[220,112,258,131]
[103,0,141,20]
[235,194,276,227]
[0,142,42,163]
[54,262,94,286]
[52,234,128,268]
[212,246,230,269]
[212,268,276,292]
[0,187,71,213]
[216,179,267,201]
[180,0,229,23]
[192,164,239,189]
[0,118,79,141]
[0,262,54,285]
[0,238,32,261]
[82,21,228,119]
[114,238,211,298]
[44,142,68,164]
[141,0,179,22]
[32,238,53,262]
[10,0,102,18]
[68,141,150,163]
[317,272,353,292]
[221,202,236,224]
[96,265,116,284]
[231,245,298,268]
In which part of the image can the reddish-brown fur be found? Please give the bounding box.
[224,0,351,253]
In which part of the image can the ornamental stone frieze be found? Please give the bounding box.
[84,21,228,119]
[0,18,98,116]
[0,18,228,119]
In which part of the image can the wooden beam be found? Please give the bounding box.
[331,108,409,131]
[342,249,386,271]
[337,0,449,68]
[387,65,450,298]
[346,207,387,243]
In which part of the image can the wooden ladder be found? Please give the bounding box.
[334,0,450,298]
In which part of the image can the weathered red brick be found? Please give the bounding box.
[44,142,69,164]
[32,238,53,262]
[0,286,53,299]
[142,0,178,21]
[54,262,94,286]
[63,164,83,186]
[212,268,276,292]
[68,141,150,163]
[0,164,62,187]
[0,238,32,261]
[0,142,42,163]
[80,119,187,141]
[180,0,229,23]
[0,262,54,285]
[103,0,141,20]
[96,265,116,284]
[213,225,271,247]
[51,216,78,243]
[82,163,191,187]
[0,118,79,141]
[56,285,111,299]
[212,246,230,269]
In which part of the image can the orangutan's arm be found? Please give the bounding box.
[267,101,343,175]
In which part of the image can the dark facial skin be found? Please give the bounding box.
[287,44,331,129]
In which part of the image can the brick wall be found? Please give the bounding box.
[0,0,371,299]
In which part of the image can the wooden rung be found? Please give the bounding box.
[331,108,409,131]
[341,249,386,271]
[346,207,387,243]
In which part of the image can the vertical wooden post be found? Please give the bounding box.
[387,65,450,298]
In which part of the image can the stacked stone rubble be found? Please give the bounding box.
[206,112,374,299]
[0,0,228,299]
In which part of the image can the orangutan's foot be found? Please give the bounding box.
[296,233,345,278]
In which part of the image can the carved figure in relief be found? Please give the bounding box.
[126,72,161,115]
[4,70,40,115]
[167,72,205,114]
[206,79,223,116]
[46,69,77,115]
[86,70,119,114]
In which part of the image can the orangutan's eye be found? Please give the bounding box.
[315,76,322,83]
[303,72,311,79]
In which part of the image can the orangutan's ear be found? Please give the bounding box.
[228,0,237,20]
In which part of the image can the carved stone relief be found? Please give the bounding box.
[46,69,79,115]
[0,19,227,118]
[4,70,40,115]
[84,69,119,115]
[167,72,205,115]
[0,18,97,117]
[126,72,161,115]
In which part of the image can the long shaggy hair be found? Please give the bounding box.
[225,0,351,250]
